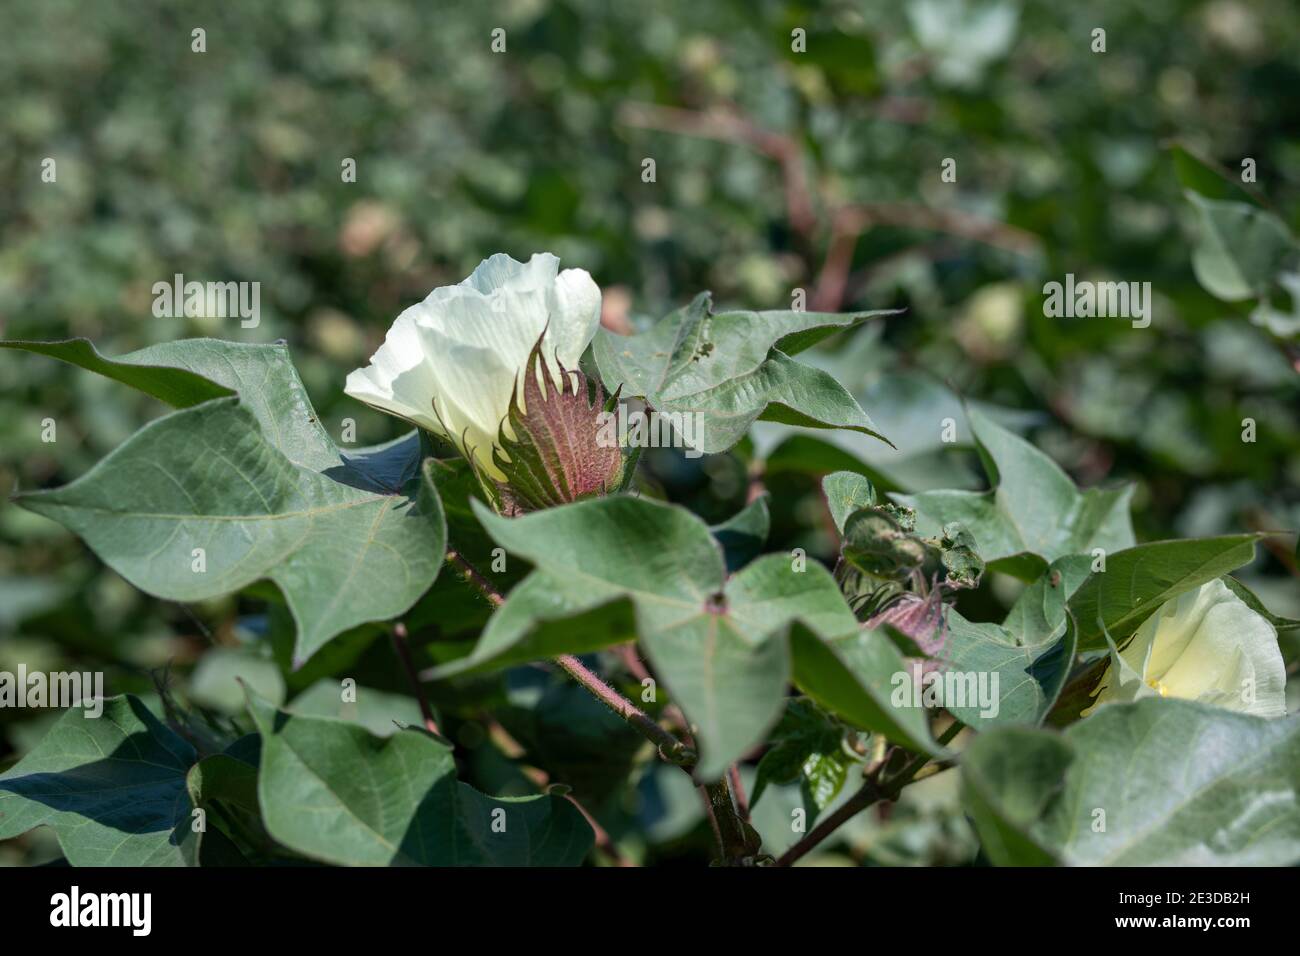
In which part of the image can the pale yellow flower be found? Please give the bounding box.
[1085,579,1286,718]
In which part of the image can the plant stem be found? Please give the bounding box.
[728,764,751,822]
[445,549,695,762]
[618,645,692,734]
[389,622,441,736]
[703,777,754,865]
[446,547,761,864]
[551,653,695,765]
[447,550,506,605]
[774,721,963,867]
[775,777,884,867]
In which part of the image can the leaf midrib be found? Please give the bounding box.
[29,494,388,523]
[1080,716,1297,865]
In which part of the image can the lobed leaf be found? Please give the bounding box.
[9,338,448,663]
[592,293,894,454]
[0,696,200,866]
[247,693,592,866]
[432,495,939,779]
[962,699,1300,866]
[896,406,1134,579]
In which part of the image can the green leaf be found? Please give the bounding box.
[822,470,877,534]
[1066,535,1260,651]
[789,622,943,760]
[430,587,638,681]
[963,699,1300,866]
[428,494,718,680]
[440,496,872,779]
[0,695,200,866]
[592,293,893,454]
[896,406,1134,579]
[1169,143,1263,207]
[751,699,857,818]
[1251,270,1300,338]
[1001,555,1095,644]
[941,555,1092,729]
[0,338,233,408]
[11,338,449,660]
[5,337,346,471]
[960,726,1068,866]
[16,398,446,664]
[709,493,771,572]
[943,611,1076,730]
[1186,193,1295,302]
[188,647,286,714]
[758,373,1039,494]
[287,681,426,737]
[640,564,795,781]
[187,750,260,816]
[1224,576,1300,633]
[247,693,592,866]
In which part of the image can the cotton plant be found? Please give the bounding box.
[1,252,1297,868]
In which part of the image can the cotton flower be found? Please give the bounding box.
[346,253,628,512]
[1084,579,1287,718]
[345,253,602,483]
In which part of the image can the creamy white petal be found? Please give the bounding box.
[345,252,602,483]
[547,267,602,368]
[459,251,559,296]
[343,307,447,436]
[1087,579,1287,718]
[1151,581,1286,717]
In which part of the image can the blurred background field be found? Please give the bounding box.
[1,0,1298,865]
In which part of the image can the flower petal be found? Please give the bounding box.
[1150,580,1286,717]
[547,267,602,369]
[344,252,603,484]
[343,306,446,436]
[1086,579,1287,718]
[458,251,559,296]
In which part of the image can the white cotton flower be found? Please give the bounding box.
[1085,579,1287,718]
[345,253,601,481]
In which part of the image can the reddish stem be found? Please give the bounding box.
[389,622,440,736]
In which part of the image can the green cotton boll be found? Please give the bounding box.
[842,507,928,581]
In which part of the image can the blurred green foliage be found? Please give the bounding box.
[2,0,1298,865]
